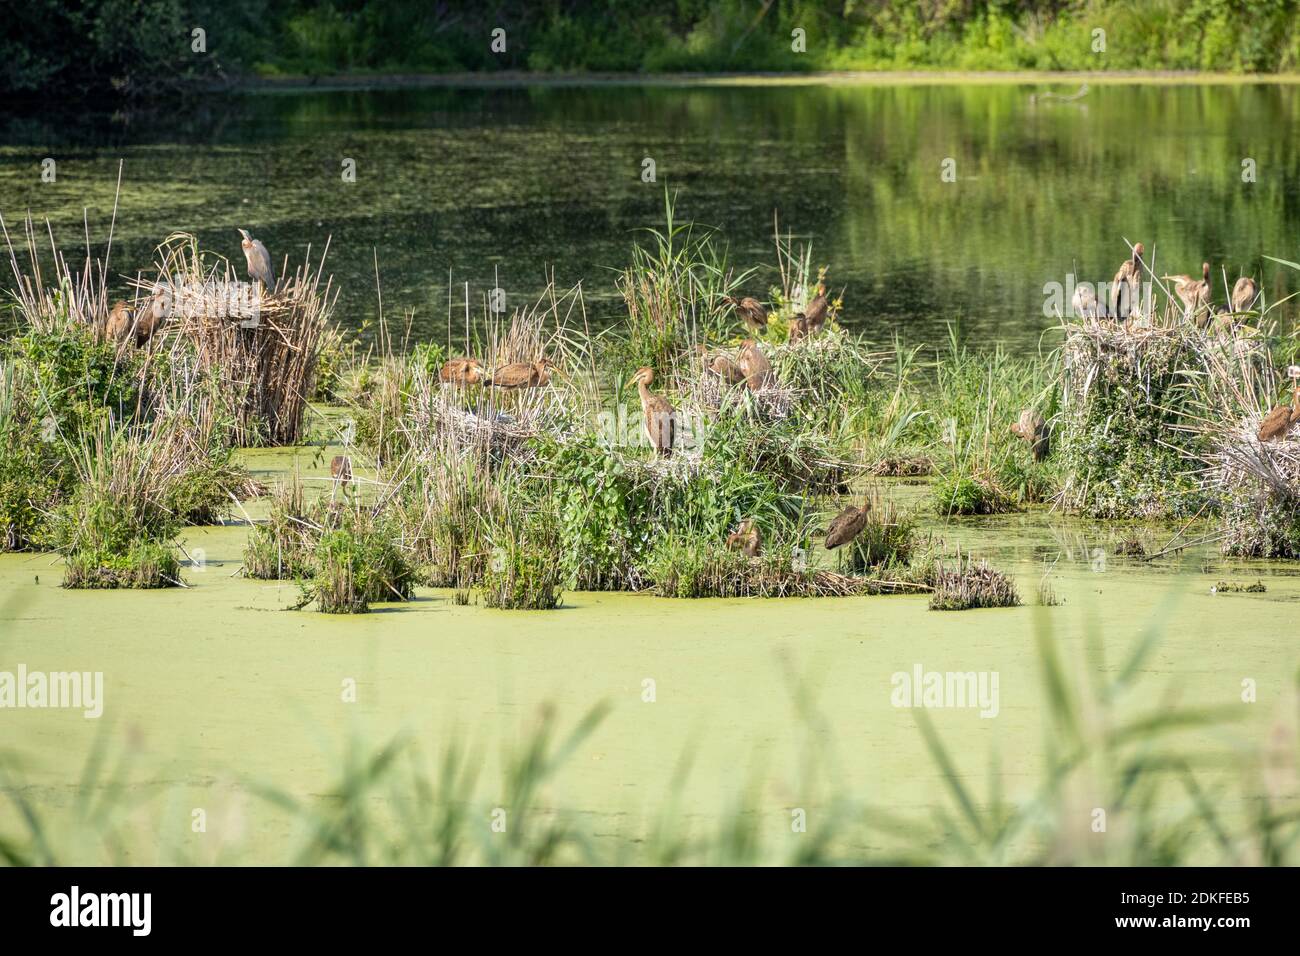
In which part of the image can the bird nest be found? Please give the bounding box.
[1210,422,1300,557]
[692,370,796,421]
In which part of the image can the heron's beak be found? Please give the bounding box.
[237,229,251,241]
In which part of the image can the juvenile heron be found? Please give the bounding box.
[440,358,488,386]
[1010,408,1049,462]
[1232,276,1259,313]
[1071,283,1099,320]
[135,285,171,346]
[738,339,773,392]
[491,359,555,389]
[825,501,871,550]
[238,229,276,292]
[802,282,829,334]
[1110,242,1144,320]
[1259,366,1300,442]
[726,519,762,556]
[1165,262,1211,320]
[628,366,674,457]
[330,455,353,483]
[723,295,768,333]
[699,346,744,385]
[105,300,132,343]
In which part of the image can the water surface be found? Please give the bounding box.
[3,80,1298,349]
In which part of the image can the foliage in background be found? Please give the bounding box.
[14,1,1300,104]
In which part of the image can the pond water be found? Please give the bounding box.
[0,441,1294,863]
[3,79,1300,350]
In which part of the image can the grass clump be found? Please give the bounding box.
[306,508,415,613]
[844,493,916,573]
[928,552,1020,611]
[242,479,321,580]
[1057,321,1209,519]
[479,506,565,610]
[646,532,864,598]
[932,471,1013,516]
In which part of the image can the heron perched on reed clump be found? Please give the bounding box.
[238,229,276,292]
[723,295,768,334]
[726,519,762,556]
[1259,366,1300,443]
[628,366,674,457]
[440,358,488,386]
[1232,276,1259,313]
[1165,262,1211,321]
[738,339,773,392]
[1110,242,1144,321]
[491,359,555,389]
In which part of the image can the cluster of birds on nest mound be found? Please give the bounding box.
[1070,241,1262,330]
[96,229,284,348]
[1075,242,1300,446]
[437,278,878,559]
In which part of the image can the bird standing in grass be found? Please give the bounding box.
[727,519,762,557]
[629,366,674,457]
[492,359,555,389]
[723,295,768,334]
[1010,408,1049,461]
[1259,367,1300,442]
[825,501,871,550]
[440,358,488,385]
[1110,242,1144,321]
[330,455,352,483]
[134,286,170,346]
[738,339,773,392]
[238,229,276,292]
[1232,276,1259,313]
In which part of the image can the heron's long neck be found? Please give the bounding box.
[638,379,652,405]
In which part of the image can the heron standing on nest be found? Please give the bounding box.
[1259,366,1300,442]
[1110,242,1144,321]
[738,339,773,392]
[440,358,488,386]
[1232,276,1259,313]
[628,366,674,457]
[491,359,555,389]
[802,282,830,335]
[723,295,768,334]
[726,519,762,556]
[1165,262,1211,322]
[238,229,276,293]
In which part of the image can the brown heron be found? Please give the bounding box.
[628,366,674,457]
[723,295,768,333]
[802,282,829,334]
[238,229,276,292]
[134,286,171,346]
[440,358,488,385]
[738,339,773,392]
[1259,366,1300,442]
[1165,262,1211,320]
[105,300,132,343]
[1071,283,1099,320]
[1010,408,1049,461]
[330,455,352,483]
[1232,276,1259,313]
[491,359,555,389]
[787,313,809,343]
[700,348,745,385]
[825,501,871,550]
[1110,242,1144,320]
[726,519,762,557]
